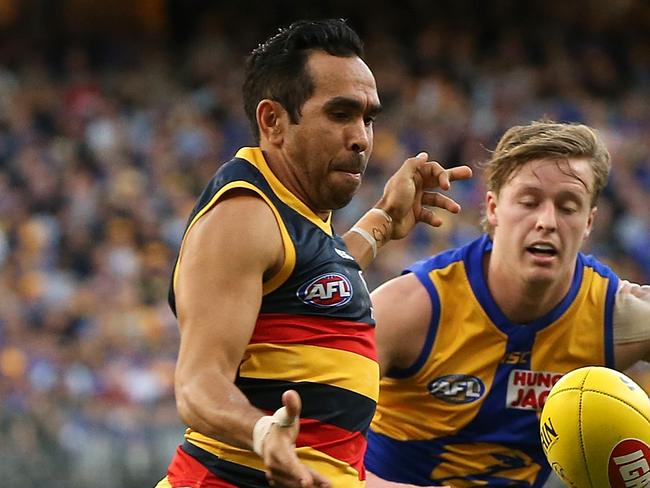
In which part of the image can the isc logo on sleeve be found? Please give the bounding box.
[297,273,353,307]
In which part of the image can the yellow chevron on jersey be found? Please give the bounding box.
[428,442,539,487]
[183,436,364,487]
[240,343,379,401]
[367,234,619,487]
[236,147,333,235]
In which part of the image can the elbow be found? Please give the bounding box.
[175,377,198,428]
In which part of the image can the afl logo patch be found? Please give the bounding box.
[297,273,353,308]
[608,439,650,487]
[428,374,485,404]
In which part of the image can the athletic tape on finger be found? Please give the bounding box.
[252,406,297,456]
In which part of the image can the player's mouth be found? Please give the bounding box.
[335,169,362,181]
[331,161,365,183]
[526,242,558,261]
[331,155,366,179]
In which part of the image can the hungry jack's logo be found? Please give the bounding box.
[506,369,563,410]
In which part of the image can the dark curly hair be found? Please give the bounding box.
[242,19,364,143]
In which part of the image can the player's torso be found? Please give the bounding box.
[367,235,618,487]
[178,148,377,487]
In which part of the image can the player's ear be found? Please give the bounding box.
[583,206,597,240]
[257,99,287,145]
[486,191,498,227]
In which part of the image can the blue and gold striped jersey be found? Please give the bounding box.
[169,148,378,487]
[366,234,618,487]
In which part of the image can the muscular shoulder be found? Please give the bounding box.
[181,190,284,280]
[372,273,432,375]
[372,272,429,307]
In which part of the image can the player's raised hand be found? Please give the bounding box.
[260,390,331,487]
[376,152,472,240]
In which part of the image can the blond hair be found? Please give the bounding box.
[481,120,611,233]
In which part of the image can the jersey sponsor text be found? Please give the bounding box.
[507,369,562,410]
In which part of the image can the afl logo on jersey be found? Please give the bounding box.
[428,374,485,404]
[297,273,353,308]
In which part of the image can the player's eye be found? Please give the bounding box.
[520,199,537,208]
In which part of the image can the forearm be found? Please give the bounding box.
[343,207,393,268]
[176,369,263,451]
[613,281,650,369]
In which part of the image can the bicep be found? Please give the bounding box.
[175,194,284,382]
[372,273,432,376]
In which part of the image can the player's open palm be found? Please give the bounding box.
[378,152,472,240]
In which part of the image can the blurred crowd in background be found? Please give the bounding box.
[0,0,649,486]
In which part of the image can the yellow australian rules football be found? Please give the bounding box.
[540,366,650,487]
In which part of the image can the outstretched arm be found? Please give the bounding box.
[344,152,472,268]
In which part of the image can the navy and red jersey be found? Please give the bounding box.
[164,147,378,488]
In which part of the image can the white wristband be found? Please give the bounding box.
[350,226,377,259]
[370,207,393,224]
[252,406,296,457]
